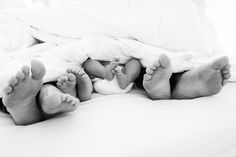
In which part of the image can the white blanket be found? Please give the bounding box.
[0,0,218,54]
[0,0,224,97]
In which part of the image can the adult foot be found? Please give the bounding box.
[172,56,231,99]
[57,73,77,97]
[41,90,79,115]
[2,59,45,125]
[115,67,131,89]
[67,68,93,101]
[103,59,119,80]
[143,54,172,100]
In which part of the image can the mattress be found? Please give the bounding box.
[0,83,236,157]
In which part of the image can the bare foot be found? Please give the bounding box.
[40,86,80,115]
[2,59,45,125]
[172,56,231,99]
[103,59,119,80]
[67,68,93,101]
[143,54,172,100]
[57,73,77,97]
[114,67,131,89]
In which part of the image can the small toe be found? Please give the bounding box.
[153,60,160,67]
[144,74,152,81]
[150,65,157,70]
[9,77,18,86]
[146,68,154,74]
[16,71,25,81]
[223,73,231,79]
[222,69,230,74]
[3,86,13,94]
[21,65,30,76]
[222,79,229,85]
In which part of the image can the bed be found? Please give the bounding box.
[0,0,236,157]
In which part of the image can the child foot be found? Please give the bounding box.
[67,68,93,101]
[103,59,119,80]
[172,56,231,99]
[2,59,46,125]
[115,68,131,89]
[57,73,77,97]
[41,92,79,115]
[143,54,172,100]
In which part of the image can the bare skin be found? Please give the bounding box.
[57,73,77,97]
[172,56,231,99]
[66,67,93,101]
[84,58,119,81]
[114,59,141,89]
[39,84,80,116]
[2,59,45,125]
[143,54,172,100]
[103,60,119,80]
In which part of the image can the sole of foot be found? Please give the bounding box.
[67,68,93,101]
[143,54,172,100]
[57,73,77,97]
[41,93,80,115]
[172,56,231,99]
[2,59,45,125]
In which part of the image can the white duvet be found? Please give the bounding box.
[0,0,224,97]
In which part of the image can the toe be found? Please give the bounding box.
[21,65,30,77]
[210,56,229,70]
[64,75,69,81]
[31,59,46,80]
[68,73,76,82]
[16,71,25,82]
[78,70,85,76]
[81,73,88,79]
[158,54,171,68]
[144,74,152,81]
[150,65,157,70]
[222,69,230,74]
[64,94,73,103]
[223,79,229,85]
[153,60,160,67]
[66,68,73,73]
[3,86,13,94]
[146,68,154,74]
[223,73,231,79]
[224,63,231,70]
[9,77,18,86]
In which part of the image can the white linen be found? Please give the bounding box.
[0,35,194,97]
[0,0,218,55]
[0,83,236,157]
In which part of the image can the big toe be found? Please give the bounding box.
[31,59,46,80]
[210,56,229,70]
[158,54,171,68]
[67,73,76,82]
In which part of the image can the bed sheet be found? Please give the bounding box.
[0,83,236,157]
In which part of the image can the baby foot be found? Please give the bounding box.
[115,67,131,90]
[67,68,93,101]
[103,58,119,80]
[143,54,172,100]
[172,56,231,99]
[41,92,80,115]
[57,73,77,97]
[2,59,46,125]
